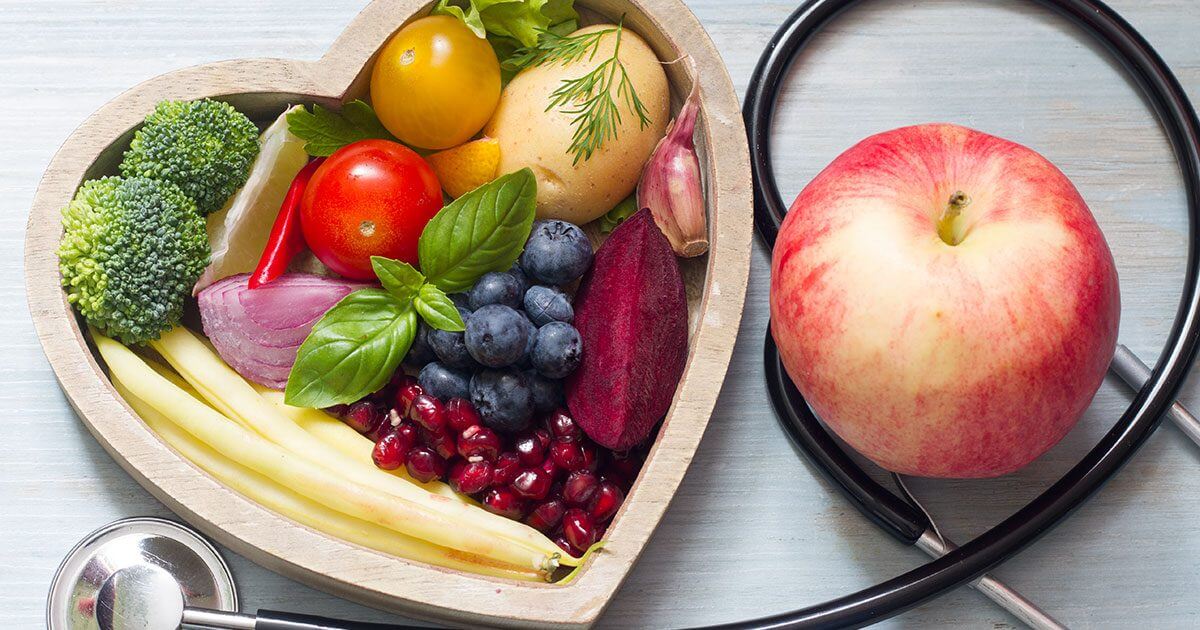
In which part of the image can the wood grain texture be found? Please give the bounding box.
[19,0,750,627]
[3,0,1200,628]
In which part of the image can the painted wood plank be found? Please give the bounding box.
[2,0,1198,627]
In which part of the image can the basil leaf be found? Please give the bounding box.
[284,289,416,407]
[418,168,538,293]
[371,256,425,302]
[286,100,396,157]
[342,100,394,140]
[414,284,466,332]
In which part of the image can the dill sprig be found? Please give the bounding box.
[504,27,615,71]
[507,19,653,164]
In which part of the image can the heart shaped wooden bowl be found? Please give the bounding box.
[24,0,750,626]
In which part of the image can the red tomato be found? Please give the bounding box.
[300,139,442,279]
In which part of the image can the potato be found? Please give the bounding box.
[485,25,670,224]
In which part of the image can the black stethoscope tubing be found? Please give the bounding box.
[716,0,1200,627]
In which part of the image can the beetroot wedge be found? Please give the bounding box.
[566,209,688,450]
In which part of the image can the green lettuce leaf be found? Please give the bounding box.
[434,0,577,48]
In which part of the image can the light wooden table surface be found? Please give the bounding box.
[4,1,1200,628]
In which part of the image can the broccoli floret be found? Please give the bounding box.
[120,98,260,214]
[58,176,210,345]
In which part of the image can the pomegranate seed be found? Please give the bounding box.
[553,535,579,557]
[396,422,418,442]
[562,508,597,553]
[514,434,544,467]
[482,487,527,519]
[588,481,624,523]
[405,446,446,483]
[419,426,457,460]
[366,419,392,442]
[562,470,599,506]
[602,471,632,493]
[449,459,493,494]
[325,403,350,416]
[342,401,382,434]
[372,428,415,470]
[511,468,553,500]
[545,409,581,442]
[541,455,560,480]
[550,439,585,471]
[395,383,424,417]
[492,452,520,486]
[409,394,444,431]
[392,373,418,392]
[608,450,642,480]
[445,398,480,433]
[580,441,599,472]
[534,428,552,450]
[526,499,566,533]
[458,425,502,461]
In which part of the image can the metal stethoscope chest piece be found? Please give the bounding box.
[48,517,418,630]
[725,0,1200,628]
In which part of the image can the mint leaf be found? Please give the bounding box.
[414,284,466,332]
[418,168,537,293]
[286,100,396,157]
[284,289,416,407]
[371,256,424,302]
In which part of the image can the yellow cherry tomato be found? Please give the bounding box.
[370,16,502,150]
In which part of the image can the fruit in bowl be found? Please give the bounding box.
[29,0,750,624]
[51,0,707,579]
[770,123,1120,478]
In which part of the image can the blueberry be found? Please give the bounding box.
[520,220,593,285]
[449,293,471,310]
[418,362,471,400]
[524,285,574,326]
[428,307,477,369]
[525,369,564,413]
[470,368,533,432]
[518,315,537,367]
[464,304,528,368]
[403,322,437,368]
[531,321,583,378]
[508,262,530,295]
[469,271,523,310]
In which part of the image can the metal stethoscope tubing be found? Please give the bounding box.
[708,0,1200,628]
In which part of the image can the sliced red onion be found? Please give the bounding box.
[198,273,372,389]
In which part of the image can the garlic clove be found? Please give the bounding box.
[637,64,709,258]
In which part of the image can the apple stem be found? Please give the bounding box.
[937,191,971,246]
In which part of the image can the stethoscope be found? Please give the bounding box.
[46,1,1200,629]
[715,0,1200,628]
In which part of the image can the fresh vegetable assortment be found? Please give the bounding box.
[58,1,711,583]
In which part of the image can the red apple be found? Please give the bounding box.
[770,124,1119,478]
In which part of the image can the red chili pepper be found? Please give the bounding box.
[248,157,326,289]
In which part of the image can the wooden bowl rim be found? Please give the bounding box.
[23,0,751,626]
